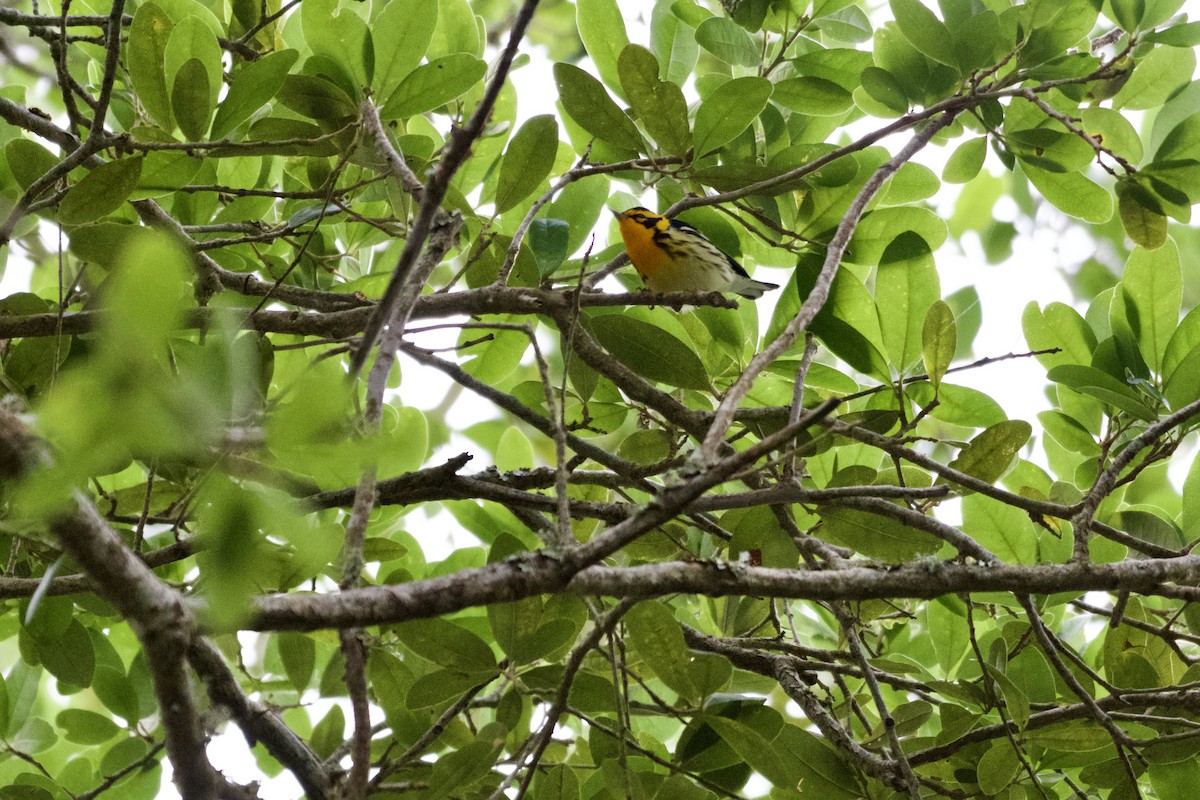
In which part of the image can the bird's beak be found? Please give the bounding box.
[609,208,623,219]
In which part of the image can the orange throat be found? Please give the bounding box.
[617,216,668,281]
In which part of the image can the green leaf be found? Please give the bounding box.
[705,716,794,788]
[690,162,806,194]
[277,633,315,691]
[127,2,174,130]
[5,662,39,738]
[587,313,709,390]
[953,9,1002,73]
[212,50,299,139]
[576,0,630,98]
[394,618,498,674]
[302,0,373,89]
[1115,45,1195,111]
[488,582,543,664]
[817,506,939,561]
[651,1,699,85]
[1117,181,1169,250]
[945,420,1032,486]
[309,705,344,760]
[694,17,759,66]
[406,670,489,709]
[459,319,529,386]
[549,173,610,253]
[771,722,862,797]
[1038,410,1100,456]
[962,494,1036,564]
[278,74,359,121]
[162,15,223,116]
[1117,509,1184,557]
[1154,115,1200,164]
[0,672,8,734]
[132,152,203,200]
[890,0,957,67]
[926,597,968,675]
[624,602,699,702]
[922,300,956,391]
[1020,0,1099,68]
[860,66,909,114]
[1022,301,1097,369]
[533,765,580,800]
[1145,16,1200,46]
[495,426,534,472]
[1184,456,1200,542]
[618,45,691,156]
[1081,107,1143,163]
[1121,238,1181,371]
[693,77,772,157]
[1022,163,1113,223]
[943,137,987,183]
[59,157,144,225]
[100,735,152,777]
[56,709,120,745]
[883,162,939,205]
[876,231,940,371]
[93,666,140,723]
[849,206,947,265]
[788,257,889,380]
[908,382,1006,428]
[1164,305,1200,380]
[381,54,486,119]
[618,429,673,465]
[12,718,57,754]
[366,650,415,724]
[429,0,480,57]
[372,0,438,100]
[1110,0,1146,30]
[987,664,1032,729]
[694,303,745,362]
[1046,365,1158,421]
[171,58,211,141]
[553,62,643,152]
[37,619,95,687]
[1164,345,1200,412]
[495,115,558,213]
[5,138,60,191]
[422,723,506,800]
[1150,761,1200,800]
[529,218,569,276]
[772,77,854,116]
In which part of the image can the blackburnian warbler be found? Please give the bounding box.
[612,207,779,299]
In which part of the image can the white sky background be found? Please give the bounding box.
[3,1,1199,797]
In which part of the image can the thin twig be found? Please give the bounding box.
[351,0,543,375]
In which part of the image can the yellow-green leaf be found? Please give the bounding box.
[922,300,956,391]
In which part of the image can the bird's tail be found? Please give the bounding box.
[732,276,780,299]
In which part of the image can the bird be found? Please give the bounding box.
[611,207,779,299]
